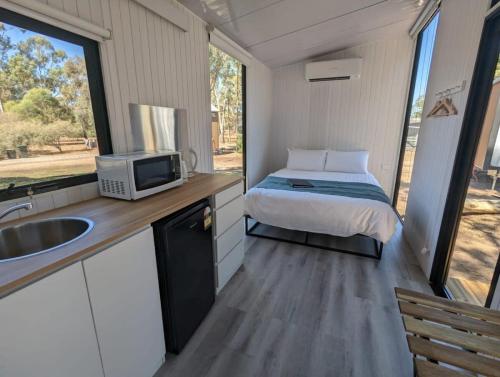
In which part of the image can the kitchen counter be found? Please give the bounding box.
[0,173,242,298]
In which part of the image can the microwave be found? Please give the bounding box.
[96,151,184,200]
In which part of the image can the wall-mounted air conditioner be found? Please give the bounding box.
[305,58,362,82]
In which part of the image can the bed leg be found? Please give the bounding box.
[245,216,260,235]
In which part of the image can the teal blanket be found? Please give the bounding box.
[256,176,390,204]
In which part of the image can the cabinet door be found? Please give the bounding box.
[83,227,165,377]
[0,263,103,377]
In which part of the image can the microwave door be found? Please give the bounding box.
[133,156,178,192]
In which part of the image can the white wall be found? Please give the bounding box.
[269,36,414,195]
[403,0,490,277]
[97,0,212,172]
[246,59,273,187]
[0,182,99,223]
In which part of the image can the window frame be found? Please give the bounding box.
[392,10,439,219]
[0,7,112,201]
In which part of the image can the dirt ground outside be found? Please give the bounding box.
[213,140,243,175]
[0,143,98,190]
[396,146,499,305]
[447,179,500,305]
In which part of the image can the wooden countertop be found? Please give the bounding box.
[0,173,242,298]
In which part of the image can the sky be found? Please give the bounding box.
[2,21,84,59]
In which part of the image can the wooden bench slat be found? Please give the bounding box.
[414,359,474,377]
[407,335,500,377]
[395,287,500,325]
[403,315,500,358]
[399,301,500,338]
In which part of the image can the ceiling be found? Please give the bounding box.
[178,0,425,67]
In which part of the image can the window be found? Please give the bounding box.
[0,8,111,201]
[209,44,246,176]
[393,12,439,218]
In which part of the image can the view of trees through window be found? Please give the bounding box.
[0,21,98,191]
[209,44,244,175]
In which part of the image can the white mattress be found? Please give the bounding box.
[244,169,398,243]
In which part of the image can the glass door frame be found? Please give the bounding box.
[208,44,247,185]
[393,10,439,219]
[242,64,247,190]
[430,5,500,307]
[393,28,424,215]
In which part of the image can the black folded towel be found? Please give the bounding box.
[287,178,314,188]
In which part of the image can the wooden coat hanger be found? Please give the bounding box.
[427,97,458,117]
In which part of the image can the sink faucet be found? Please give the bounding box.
[0,202,33,221]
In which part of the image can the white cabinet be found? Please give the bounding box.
[83,227,165,377]
[0,263,103,377]
[213,182,245,294]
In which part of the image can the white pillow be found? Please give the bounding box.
[286,148,327,171]
[325,150,369,173]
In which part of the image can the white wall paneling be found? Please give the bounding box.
[269,36,414,195]
[403,0,490,277]
[132,0,189,31]
[246,58,273,187]
[0,182,99,223]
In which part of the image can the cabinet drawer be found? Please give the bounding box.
[215,218,244,263]
[217,240,245,293]
[215,195,243,237]
[214,181,243,209]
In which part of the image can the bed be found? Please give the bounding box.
[244,149,399,259]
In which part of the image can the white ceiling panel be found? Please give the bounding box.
[178,0,424,67]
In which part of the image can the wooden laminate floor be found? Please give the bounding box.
[154,224,432,377]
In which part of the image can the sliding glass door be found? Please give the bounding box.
[446,56,500,305]
[209,44,246,177]
[431,8,500,307]
[394,13,439,218]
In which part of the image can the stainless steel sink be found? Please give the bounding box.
[0,217,94,263]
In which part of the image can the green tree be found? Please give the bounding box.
[209,44,243,144]
[0,34,66,103]
[34,120,81,152]
[411,95,425,121]
[0,112,37,151]
[0,22,13,112]
[60,57,95,137]
[0,23,95,155]
[11,88,71,124]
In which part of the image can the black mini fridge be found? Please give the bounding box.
[153,199,214,354]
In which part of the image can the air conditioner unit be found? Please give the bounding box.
[305,58,362,82]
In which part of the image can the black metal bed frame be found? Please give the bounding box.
[245,216,384,260]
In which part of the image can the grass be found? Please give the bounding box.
[0,171,92,189]
[0,146,97,190]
